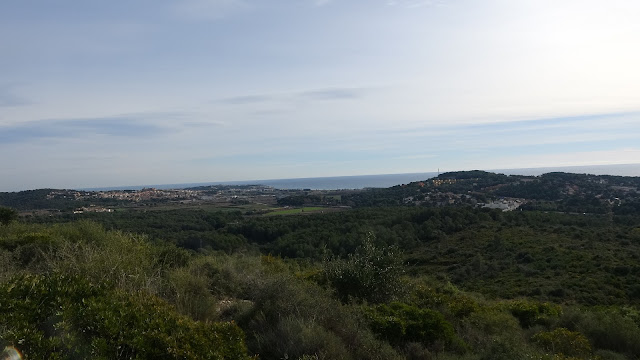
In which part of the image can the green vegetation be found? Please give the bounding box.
[265,207,324,216]
[2,217,638,359]
[0,206,17,225]
[0,189,124,211]
[532,328,593,359]
[323,234,405,303]
[0,222,251,358]
[363,302,463,350]
[0,273,248,360]
[3,170,640,359]
[0,222,400,359]
[37,205,640,306]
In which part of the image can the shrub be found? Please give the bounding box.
[594,349,629,360]
[0,207,18,226]
[560,308,640,357]
[252,316,350,360]
[154,244,192,269]
[507,300,561,328]
[0,221,161,293]
[532,328,592,358]
[0,273,251,359]
[447,294,481,319]
[323,233,405,303]
[200,254,402,360]
[166,266,218,321]
[363,302,464,351]
[457,307,541,359]
[50,229,158,293]
[245,272,401,360]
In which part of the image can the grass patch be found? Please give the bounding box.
[265,207,325,216]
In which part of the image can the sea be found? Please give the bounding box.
[82,163,640,191]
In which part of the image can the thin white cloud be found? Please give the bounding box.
[219,87,367,106]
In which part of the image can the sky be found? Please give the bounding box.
[1,0,640,191]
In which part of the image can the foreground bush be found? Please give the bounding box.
[532,328,593,358]
[4,220,640,359]
[323,234,405,303]
[558,308,640,358]
[202,255,403,360]
[507,299,561,328]
[364,302,465,353]
[0,273,251,359]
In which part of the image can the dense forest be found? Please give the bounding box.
[2,171,640,359]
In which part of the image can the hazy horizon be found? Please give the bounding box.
[4,162,636,193]
[2,1,639,191]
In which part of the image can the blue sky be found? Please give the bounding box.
[1,0,640,191]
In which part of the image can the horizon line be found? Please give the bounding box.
[22,162,640,192]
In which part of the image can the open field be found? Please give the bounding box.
[264,207,326,216]
[113,202,277,213]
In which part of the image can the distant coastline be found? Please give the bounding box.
[80,163,640,192]
[492,163,640,177]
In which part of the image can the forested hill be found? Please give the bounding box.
[0,188,126,211]
[3,170,640,216]
[342,170,640,215]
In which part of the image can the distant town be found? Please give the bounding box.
[4,170,639,219]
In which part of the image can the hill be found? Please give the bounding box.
[4,170,640,359]
[341,170,640,215]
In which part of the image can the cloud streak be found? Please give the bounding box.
[0,116,171,144]
[219,94,274,104]
[219,87,367,106]
[298,87,364,100]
